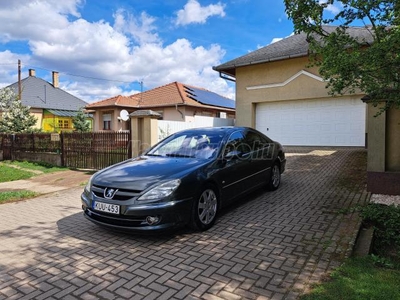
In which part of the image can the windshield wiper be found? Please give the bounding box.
[165,153,194,158]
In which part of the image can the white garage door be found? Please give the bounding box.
[256,98,366,146]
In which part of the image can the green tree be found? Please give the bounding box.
[0,87,37,133]
[72,108,91,132]
[284,0,400,112]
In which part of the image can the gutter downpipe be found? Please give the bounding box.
[175,104,185,120]
[218,71,236,82]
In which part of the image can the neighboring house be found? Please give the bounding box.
[213,26,374,147]
[86,81,235,131]
[6,69,91,132]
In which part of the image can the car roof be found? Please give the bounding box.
[175,126,250,135]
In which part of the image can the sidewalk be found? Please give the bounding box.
[0,169,93,194]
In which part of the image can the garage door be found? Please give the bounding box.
[256,98,366,146]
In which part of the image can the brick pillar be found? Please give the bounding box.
[130,110,161,158]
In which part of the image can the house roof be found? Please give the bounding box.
[86,82,235,111]
[213,26,375,77]
[7,76,87,111]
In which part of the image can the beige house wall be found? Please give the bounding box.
[365,103,400,195]
[235,56,364,127]
[364,104,400,172]
[91,109,131,131]
[366,103,386,172]
[30,108,43,129]
[386,108,400,171]
[91,106,235,131]
[163,107,186,121]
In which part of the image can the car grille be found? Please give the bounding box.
[92,184,142,201]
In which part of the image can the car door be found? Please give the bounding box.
[215,131,253,205]
[242,129,274,190]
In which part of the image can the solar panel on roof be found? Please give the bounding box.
[184,86,235,109]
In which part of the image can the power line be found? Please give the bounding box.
[24,64,139,84]
[0,61,141,85]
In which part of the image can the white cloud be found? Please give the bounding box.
[113,9,160,45]
[0,0,82,43]
[175,0,226,26]
[270,38,283,44]
[269,32,294,45]
[0,1,233,103]
[319,0,342,15]
[0,51,32,88]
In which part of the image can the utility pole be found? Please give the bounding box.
[18,59,22,100]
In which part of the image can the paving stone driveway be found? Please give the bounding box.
[0,148,370,300]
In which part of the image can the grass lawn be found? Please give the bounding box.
[0,164,36,182]
[1,160,66,174]
[0,160,68,202]
[0,190,39,204]
[301,256,400,300]
[0,160,67,183]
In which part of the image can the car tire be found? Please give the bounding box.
[267,162,281,191]
[190,185,218,231]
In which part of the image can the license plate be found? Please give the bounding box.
[93,201,120,215]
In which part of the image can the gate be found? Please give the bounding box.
[62,132,131,170]
[0,134,12,160]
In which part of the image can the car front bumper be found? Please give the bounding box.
[81,193,193,232]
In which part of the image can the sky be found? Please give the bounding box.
[0,0,317,103]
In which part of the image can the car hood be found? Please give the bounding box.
[92,156,210,191]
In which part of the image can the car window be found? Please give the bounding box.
[224,131,245,157]
[149,135,188,156]
[244,130,270,151]
[148,132,223,159]
[244,130,274,159]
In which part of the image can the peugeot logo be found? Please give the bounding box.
[104,188,118,199]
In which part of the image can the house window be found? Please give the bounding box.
[218,112,227,118]
[58,119,70,129]
[103,113,111,130]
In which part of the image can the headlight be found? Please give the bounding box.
[84,173,96,193]
[138,179,181,202]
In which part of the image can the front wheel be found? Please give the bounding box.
[267,162,281,191]
[190,186,218,231]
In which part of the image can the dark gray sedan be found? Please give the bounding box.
[81,127,286,232]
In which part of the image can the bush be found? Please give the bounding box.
[359,203,400,266]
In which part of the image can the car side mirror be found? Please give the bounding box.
[224,150,242,160]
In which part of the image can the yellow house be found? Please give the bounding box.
[6,69,92,132]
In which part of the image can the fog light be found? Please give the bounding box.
[146,216,160,225]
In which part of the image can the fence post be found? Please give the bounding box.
[130,110,161,158]
[60,132,65,167]
[32,133,35,152]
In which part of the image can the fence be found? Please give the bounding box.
[62,132,130,169]
[0,132,130,170]
[1,117,234,169]
[158,116,235,140]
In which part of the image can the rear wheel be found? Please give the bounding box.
[267,162,281,191]
[190,185,218,231]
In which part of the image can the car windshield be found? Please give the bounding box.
[147,132,223,159]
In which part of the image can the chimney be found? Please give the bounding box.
[52,71,59,88]
[29,69,36,77]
